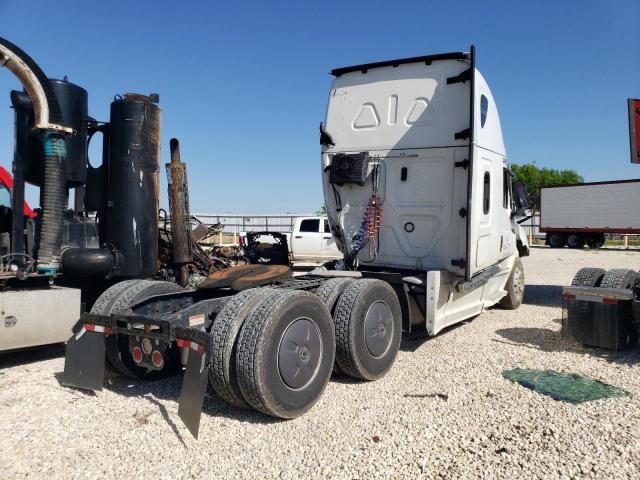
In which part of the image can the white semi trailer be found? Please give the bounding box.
[63,47,530,438]
[540,180,640,248]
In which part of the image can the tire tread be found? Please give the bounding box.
[236,289,300,416]
[209,288,274,409]
[599,268,636,289]
[333,279,377,380]
[571,267,606,287]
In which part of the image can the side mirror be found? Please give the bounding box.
[512,181,530,210]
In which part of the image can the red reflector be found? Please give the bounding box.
[177,339,190,348]
[151,350,164,368]
[562,293,576,300]
[132,346,143,363]
[85,323,96,332]
[602,297,619,305]
[104,327,113,335]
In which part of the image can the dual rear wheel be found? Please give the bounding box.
[209,278,402,418]
[92,280,184,380]
[95,277,403,419]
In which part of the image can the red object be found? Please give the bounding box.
[0,166,36,218]
[151,350,164,368]
[83,323,113,335]
[132,346,143,364]
[176,338,206,354]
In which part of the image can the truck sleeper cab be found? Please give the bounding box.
[63,47,527,439]
[321,47,527,334]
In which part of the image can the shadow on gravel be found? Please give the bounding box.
[145,395,187,447]
[0,343,65,369]
[523,285,563,307]
[400,321,470,353]
[100,371,283,432]
[494,326,640,365]
[53,371,96,397]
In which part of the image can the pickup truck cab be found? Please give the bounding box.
[290,216,342,261]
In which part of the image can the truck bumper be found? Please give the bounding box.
[62,312,212,438]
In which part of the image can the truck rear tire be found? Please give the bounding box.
[547,233,566,248]
[315,277,355,374]
[599,269,637,289]
[315,277,355,314]
[571,267,606,287]
[104,280,183,380]
[209,288,274,409]
[91,280,145,372]
[499,257,525,310]
[236,289,335,418]
[567,234,585,249]
[333,279,402,381]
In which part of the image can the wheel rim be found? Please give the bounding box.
[513,265,524,298]
[568,235,581,248]
[363,301,394,358]
[278,317,322,390]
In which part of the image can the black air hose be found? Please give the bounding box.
[35,131,67,273]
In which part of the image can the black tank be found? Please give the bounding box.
[20,78,88,187]
[104,94,161,278]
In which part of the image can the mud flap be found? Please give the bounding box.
[62,330,106,391]
[178,348,208,439]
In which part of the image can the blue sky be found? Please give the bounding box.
[0,0,638,213]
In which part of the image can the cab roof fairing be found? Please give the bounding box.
[322,57,506,159]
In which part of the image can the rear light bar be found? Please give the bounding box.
[562,292,619,304]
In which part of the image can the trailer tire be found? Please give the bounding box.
[599,269,637,289]
[333,279,402,381]
[567,234,585,249]
[105,280,183,380]
[571,267,606,287]
[499,257,525,310]
[547,233,566,248]
[236,289,335,418]
[586,234,605,249]
[209,288,275,409]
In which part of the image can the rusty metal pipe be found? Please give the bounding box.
[166,138,192,286]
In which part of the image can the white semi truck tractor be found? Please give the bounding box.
[63,46,530,438]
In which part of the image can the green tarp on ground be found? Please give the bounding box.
[502,368,630,403]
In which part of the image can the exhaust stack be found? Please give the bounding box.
[167,138,192,286]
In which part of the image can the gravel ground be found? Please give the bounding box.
[1,247,640,479]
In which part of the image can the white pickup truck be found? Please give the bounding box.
[240,216,342,263]
[290,216,342,261]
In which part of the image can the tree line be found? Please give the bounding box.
[511,163,583,211]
